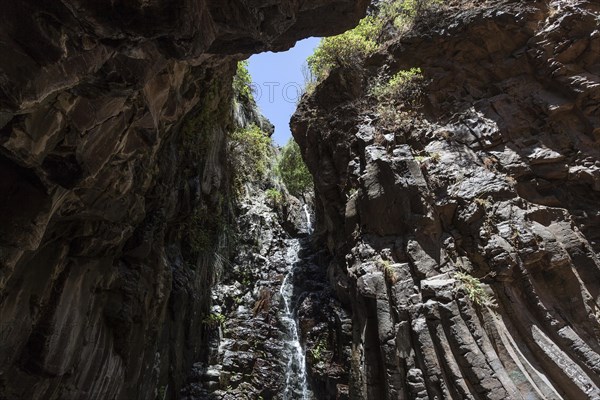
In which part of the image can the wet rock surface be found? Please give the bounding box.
[0,1,368,399]
[179,188,346,400]
[292,0,600,399]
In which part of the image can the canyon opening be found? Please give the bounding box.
[1,1,599,399]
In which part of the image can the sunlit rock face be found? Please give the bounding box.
[0,1,368,399]
[293,1,600,398]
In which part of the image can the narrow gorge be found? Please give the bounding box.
[1,1,599,400]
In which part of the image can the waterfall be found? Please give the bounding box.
[303,204,312,234]
[279,240,310,400]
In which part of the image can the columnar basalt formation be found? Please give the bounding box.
[292,1,600,398]
[0,1,368,399]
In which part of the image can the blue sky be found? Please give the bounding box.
[247,37,320,146]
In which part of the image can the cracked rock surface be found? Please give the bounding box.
[292,1,600,398]
[0,1,367,399]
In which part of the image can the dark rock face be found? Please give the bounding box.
[0,1,368,399]
[292,1,600,399]
[179,188,339,399]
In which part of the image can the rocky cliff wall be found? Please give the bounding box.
[292,1,600,398]
[0,1,368,399]
[180,181,319,399]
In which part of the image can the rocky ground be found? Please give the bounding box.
[292,0,600,399]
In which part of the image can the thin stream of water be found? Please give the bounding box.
[303,204,313,234]
[280,204,312,399]
[279,241,309,400]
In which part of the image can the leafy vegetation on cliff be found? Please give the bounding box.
[265,188,283,205]
[233,60,254,101]
[370,67,424,101]
[276,139,313,197]
[370,66,425,128]
[229,124,272,190]
[455,272,494,307]
[307,16,380,81]
[377,0,443,32]
[307,0,442,80]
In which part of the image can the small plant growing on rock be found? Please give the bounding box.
[454,272,493,307]
[265,188,283,206]
[236,266,253,287]
[482,156,497,170]
[203,312,226,328]
[377,0,444,37]
[309,337,328,363]
[414,152,439,164]
[376,105,415,131]
[474,197,491,208]
[509,224,522,248]
[156,385,167,400]
[300,62,318,98]
[373,131,387,146]
[505,175,517,186]
[370,67,425,129]
[346,187,358,199]
[436,129,453,140]
[370,67,424,103]
[378,259,398,284]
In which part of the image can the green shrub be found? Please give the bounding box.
[371,67,424,101]
[377,0,443,32]
[306,0,443,82]
[229,124,272,188]
[307,15,381,81]
[265,188,283,205]
[454,272,493,307]
[378,259,398,284]
[276,139,313,197]
[203,312,226,327]
[309,337,327,362]
[370,67,425,129]
[232,60,253,101]
[388,68,423,91]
